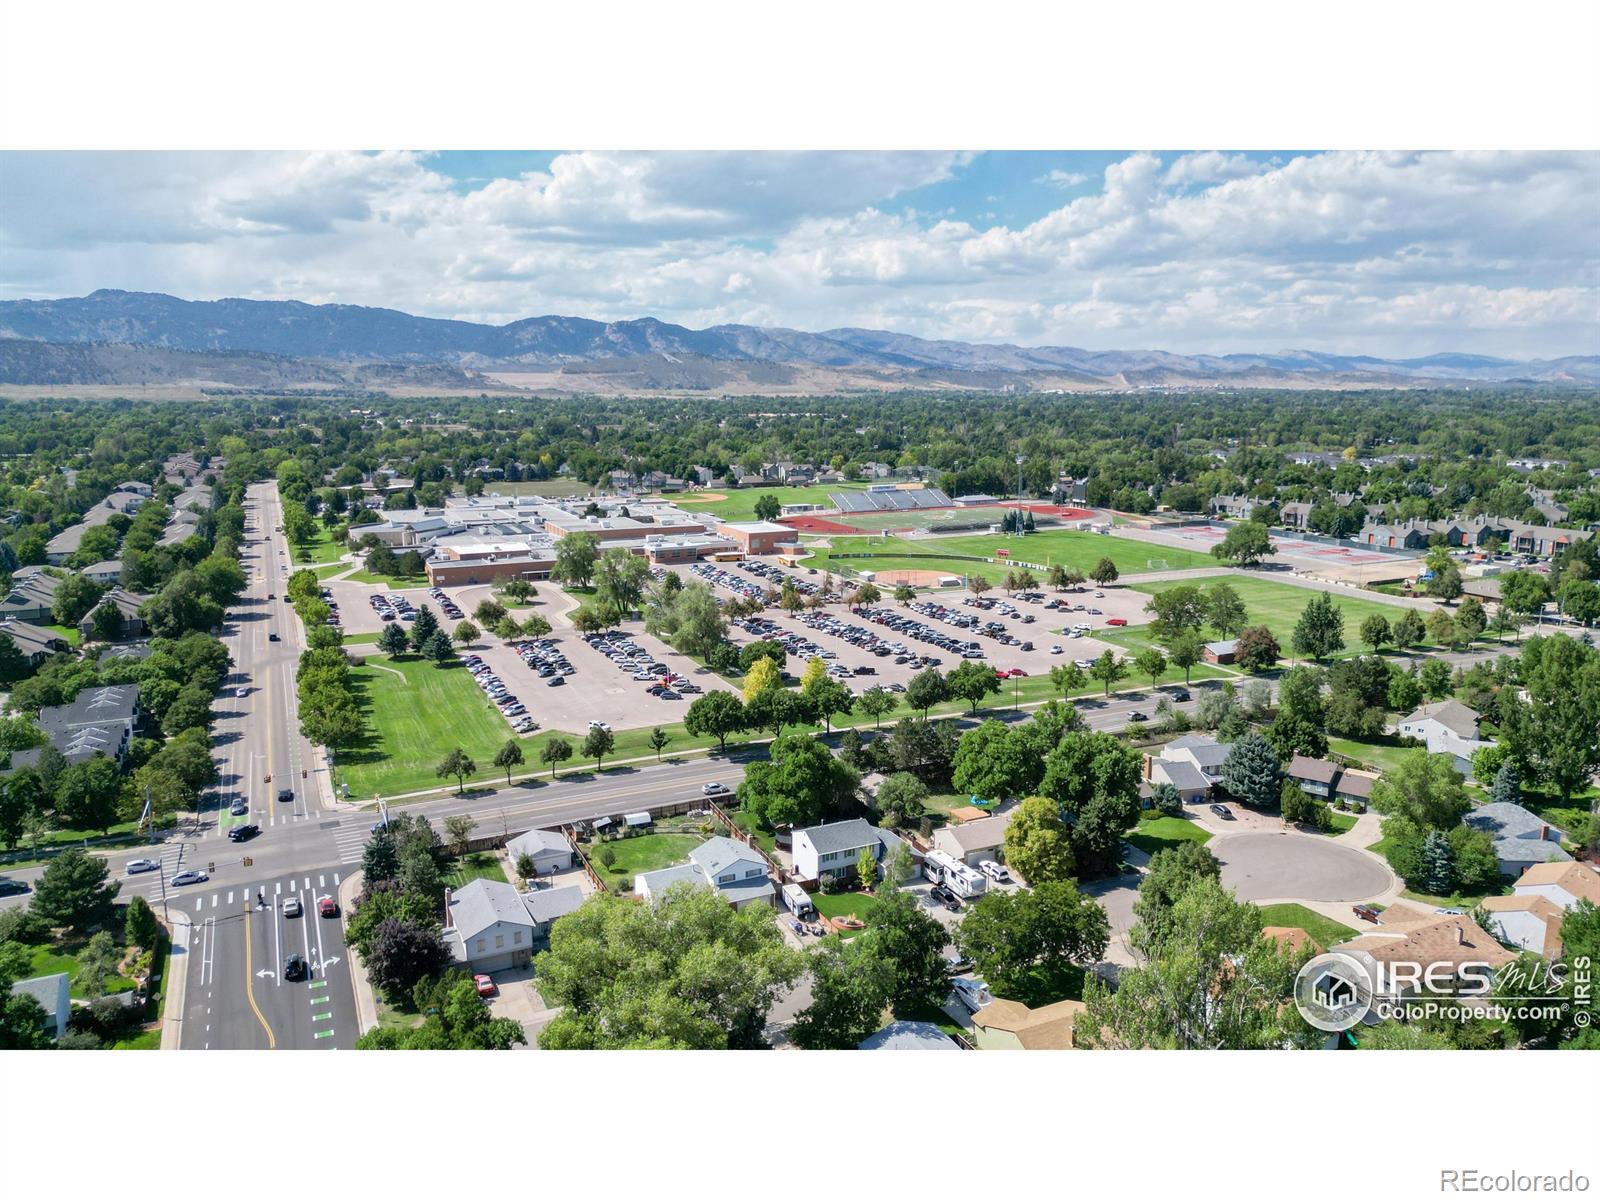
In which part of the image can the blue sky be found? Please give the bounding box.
[1,150,1595,357]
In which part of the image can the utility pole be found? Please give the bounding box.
[1015,454,1025,537]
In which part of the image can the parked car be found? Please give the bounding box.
[1352,904,1381,923]
[126,858,160,875]
[944,955,976,976]
[1209,803,1234,820]
[978,859,1010,883]
[473,973,497,997]
[229,798,248,815]
[282,896,303,917]
[950,977,993,1013]
[929,884,962,911]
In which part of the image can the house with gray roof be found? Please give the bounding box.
[37,684,142,765]
[80,560,123,586]
[443,878,538,973]
[0,567,64,622]
[504,828,575,876]
[859,1020,960,1051]
[1285,755,1377,806]
[635,835,776,909]
[0,619,71,669]
[10,973,71,1041]
[933,810,1014,866]
[1463,803,1572,876]
[791,819,906,885]
[521,885,585,932]
[1396,700,1492,775]
[78,588,150,641]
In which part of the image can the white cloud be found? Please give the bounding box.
[0,150,1595,357]
[1038,169,1088,188]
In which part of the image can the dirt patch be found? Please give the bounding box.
[866,568,952,588]
[675,491,729,503]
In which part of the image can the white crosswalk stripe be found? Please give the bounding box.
[332,823,372,865]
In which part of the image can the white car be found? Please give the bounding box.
[1050,645,1064,654]
[950,977,993,1013]
[701,782,729,796]
[125,858,160,875]
[1075,659,1095,669]
[588,720,612,732]
[282,896,303,918]
[235,687,248,698]
[978,860,1010,883]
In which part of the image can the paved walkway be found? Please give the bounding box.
[159,908,193,1051]
[337,869,380,1036]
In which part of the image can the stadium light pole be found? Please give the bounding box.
[1014,454,1025,537]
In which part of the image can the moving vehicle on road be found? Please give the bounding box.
[318,896,339,918]
[701,781,729,796]
[171,870,209,887]
[0,878,28,896]
[277,788,294,803]
[1127,710,1149,722]
[268,632,279,642]
[227,823,259,842]
[126,858,160,874]
[229,798,248,816]
[235,687,248,698]
[284,953,307,981]
[282,896,303,917]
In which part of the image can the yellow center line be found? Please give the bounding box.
[242,901,277,1049]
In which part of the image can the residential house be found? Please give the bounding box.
[931,810,1013,867]
[1156,735,1230,795]
[1142,754,1212,804]
[1396,700,1492,775]
[1278,501,1313,530]
[1208,494,1265,521]
[791,818,907,885]
[635,835,776,909]
[858,1020,960,1051]
[8,973,71,1041]
[504,828,575,876]
[1462,802,1571,875]
[78,588,150,641]
[1505,861,1600,911]
[1284,755,1377,807]
[1476,895,1569,957]
[970,997,1084,1050]
[521,885,586,938]
[442,879,546,973]
[0,619,71,669]
[1357,517,1432,551]
[79,559,123,586]
[0,568,63,623]
[1332,907,1517,993]
[37,683,142,765]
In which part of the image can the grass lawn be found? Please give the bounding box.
[44,623,83,646]
[674,484,866,522]
[290,524,346,566]
[730,811,776,856]
[486,478,597,499]
[1254,902,1359,951]
[30,937,139,1000]
[812,889,880,936]
[342,631,381,645]
[931,529,1215,575]
[345,566,427,587]
[1518,786,1597,845]
[1327,811,1358,835]
[586,832,704,892]
[442,852,508,889]
[1125,814,1212,857]
[112,929,171,1049]
[1116,576,1443,665]
[801,534,1011,584]
[1328,736,1421,777]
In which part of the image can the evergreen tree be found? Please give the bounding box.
[1421,828,1455,896]
[1220,732,1282,809]
[1489,761,1521,807]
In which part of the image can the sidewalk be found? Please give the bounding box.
[159,908,192,1051]
[337,869,380,1036]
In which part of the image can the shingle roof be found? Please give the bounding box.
[38,684,140,732]
[9,973,69,1024]
[1154,758,1209,791]
[688,835,766,878]
[1403,699,1480,739]
[1287,755,1339,785]
[447,878,535,942]
[505,828,573,860]
[937,812,1012,853]
[521,885,585,926]
[1335,914,1517,970]
[796,818,882,856]
[1514,862,1600,906]
[1464,802,1566,843]
[635,863,705,897]
[858,1021,960,1051]
[971,997,1084,1050]
[1479,895,1568,957]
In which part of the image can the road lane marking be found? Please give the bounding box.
[312,1012,332,1021]
[318,874,325,888]
[211,893,218,908]
[313,1030,335,1039]
[227,891,234,904]
[242,901,276,1049]
[273,897,283,989]
[309,980,327,990]
[333,872,340,885]
[309,995,329,1006]
[275,881,282,895]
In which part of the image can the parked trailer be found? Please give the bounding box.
[781,883,816,919]
[923,849,988,899]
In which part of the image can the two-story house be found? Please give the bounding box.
[791,819,907,885]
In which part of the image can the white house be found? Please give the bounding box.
[1149,735,1229,802]
[1476,895,1568,956]
[1506,861,1600,911]
[504,828,575,876]
[9,973,70,1042]
[791,819,906,884]
[444,879,538,973]
[1396,700,1493,776]
[635,835,776,910]
[1462,802,1571,876]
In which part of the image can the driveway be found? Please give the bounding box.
[1211,830,1393,903]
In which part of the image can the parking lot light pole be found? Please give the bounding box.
[1015,455,1025,536]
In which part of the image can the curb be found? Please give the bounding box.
[159,908,193,1051]
[338,869,380,1036]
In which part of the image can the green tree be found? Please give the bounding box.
[51,573,105,626]
[1088,649,1127,696]
[1370,750,1470,828]
[1131,841,1221,950]
[1391,608,1427,653]
[863,886,951,1014]
[1268,665,1328,758]
[804,675,854,732]
[857,684,898,728]
[435,748,477,794]
[420,629,455,665]
[1359,613,1392,653]
[1143,585,1208,639]
[30,846,120,933]
[1049,661,1086,698]
[945,659,1001,713]
[1001,794,1076,885]
[1205,581,1248,637]
[874,772,928,829]
[905,666,949,716]
[1497,634,1600,802]
[1090,557,1120,586]
[1291,591,1345,662]
[538,888,803,1049]
[1221,732,1282,808]
[1168,631,1204,684]
[737,733,858,831]
[790,934,894,1050]
[408,604,440,650]
[377,622,410,657]
[124,895,160,950]
[951,719,1030,801]
[493,739,524,783]
[684,691,747,752]
[581,725,616,771]
[451,619,480,646]
[752,493,781,521]
[51,754,122,834]
[552,532,601,589]
[956,880,1109,1001]
[540,736,573,778]
[1133,647,1167,689]
[1420,828,1455,895]
[1210,521,1275,566]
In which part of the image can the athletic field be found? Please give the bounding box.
[801,528,1209,585]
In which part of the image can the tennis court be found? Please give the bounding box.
[1161,523,1399,566]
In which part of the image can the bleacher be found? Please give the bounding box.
[828,487,950,514]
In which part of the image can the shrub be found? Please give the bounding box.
[819,872,843,894]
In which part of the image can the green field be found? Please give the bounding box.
[44,623,83,647]
[1328,735,1422,777]
[587,832,704,891]
[931,529,1215,574]
[290,524,347,566]
[442,852,508,889]
[345,565,427,587]
[1254,902,1359,951]
[485,478,596,499]
[1109,576,1438,664]
[1125,814,1212,857]
[812,889,880,936]
[674,484,867,523]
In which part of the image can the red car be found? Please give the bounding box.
[1106,617,1128,627]
[473,973,497,997]
[318,896,339,918]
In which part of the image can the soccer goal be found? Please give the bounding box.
[1146,557,1170,570]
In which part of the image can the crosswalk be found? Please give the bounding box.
[332,822,373,865]
[190,872,341,912]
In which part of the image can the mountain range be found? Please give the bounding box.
[1,289,1596,391]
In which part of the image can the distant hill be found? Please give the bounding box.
[1,289,1595,389]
